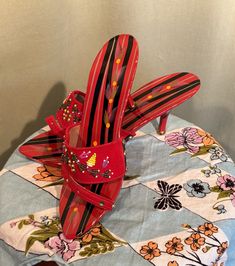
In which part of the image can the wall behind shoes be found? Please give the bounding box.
[0,0,235,169]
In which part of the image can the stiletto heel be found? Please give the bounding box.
[158,112,169,135]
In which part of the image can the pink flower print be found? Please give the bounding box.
[165,132,185,148]
[230,193,235,207]
[165,127,203,154]
[217,175,235,191]
[45,233,80,261]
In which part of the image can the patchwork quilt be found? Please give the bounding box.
[0,115,234,266]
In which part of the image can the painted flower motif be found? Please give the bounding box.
[184,233,205,251]
[198,222,218,236]
[210,165,222,175]
[140,241,161,261]
[203,165,222,177]
[209,147,228,162]
[217,241,228,256]
[45,233,80,261]
[40,216,49,221]
[165,237,184,254]
[82,226,101,243]
[165,127,203,153]
[40,216,50,225]
[165,132,184,147]
[216,204,227,214]
[230,193,235,207]
[167,261,179,266]
[204,169,212,177]
[197,129,217,146]
[183,179,211,198]
[33,165,62,182]
[217,175,235,191]
[10,221,17,228]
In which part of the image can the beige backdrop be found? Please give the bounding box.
[1,0,235,169]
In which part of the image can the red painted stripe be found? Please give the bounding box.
[114,39,139,138]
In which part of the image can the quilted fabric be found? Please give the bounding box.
[0,115,234,266]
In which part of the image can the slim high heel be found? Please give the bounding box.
[158,112,169,135]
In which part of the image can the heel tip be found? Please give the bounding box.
[158,130,166,135]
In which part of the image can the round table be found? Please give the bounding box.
[0,114,235,266]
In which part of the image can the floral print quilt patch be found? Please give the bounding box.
[0,208,126,263]
[142,165,235,221]
[153,127,232,165]
[131,222,228,266]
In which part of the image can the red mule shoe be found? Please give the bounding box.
[19,72,200,166]
[59,34,139,239]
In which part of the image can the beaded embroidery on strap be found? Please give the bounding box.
[45,90,85,137]
[62,138,125,184]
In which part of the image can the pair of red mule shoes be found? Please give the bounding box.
[19,34,200,239]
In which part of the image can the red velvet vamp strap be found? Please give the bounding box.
[62,138,126,185]
[62,166,114,210]
[61,137,125,210]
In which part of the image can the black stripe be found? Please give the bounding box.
[32,153,62,159]
[100,36,118,144]
[133,72,188,101]
[123,80,200,129]
[124,78,199,117]
[31,135,59,140]
[108,35,134,142]
[86,37,115,146]
[76,184,103,235]
[23,135,61,144]
[61,192,75,226]
[144,80,199,105]
[23,138,64,145]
